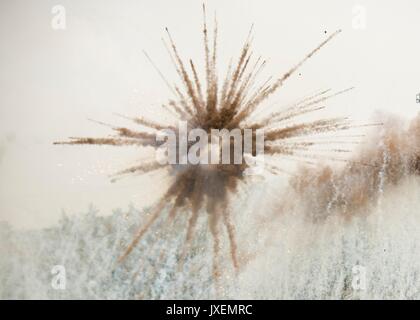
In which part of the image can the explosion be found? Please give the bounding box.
[55,5,366,282]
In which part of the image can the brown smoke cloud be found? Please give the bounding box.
[286,113,420,221]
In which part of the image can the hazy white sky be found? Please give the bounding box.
[0,0,419,228]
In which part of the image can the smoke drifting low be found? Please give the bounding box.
[286,113,420,221]
[227,113,420,299]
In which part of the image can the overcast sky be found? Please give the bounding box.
[0,0,419,228]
